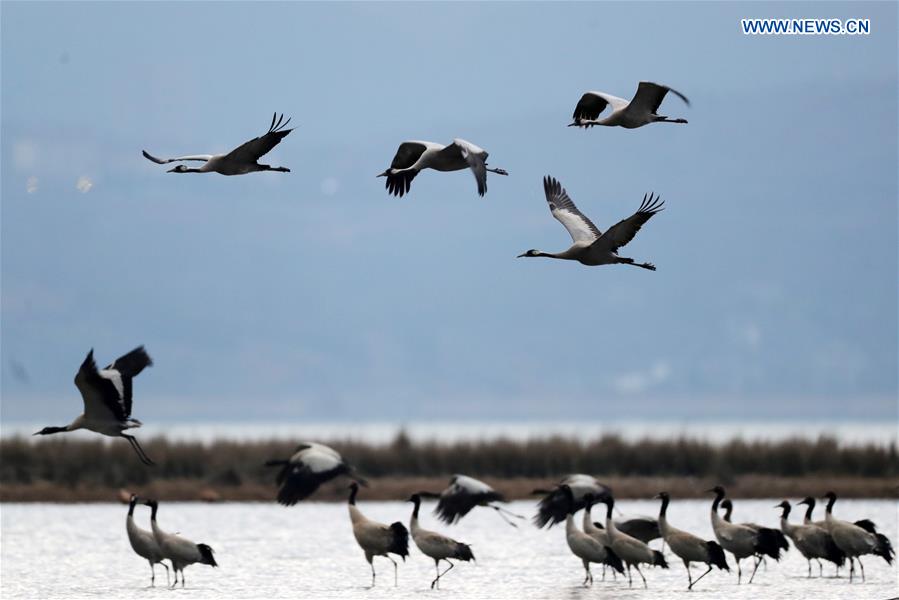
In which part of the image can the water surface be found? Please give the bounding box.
[2,500,896,599]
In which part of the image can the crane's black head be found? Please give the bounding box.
[167,165,189,173]
[654,491,669,501]
[797,496,815,506]
[407,493,421,503]
[141,498,158,508]
[348,481,361,505]
[823,491,837,502]
[707,485,726,496]
[34,426,67,435]
[517,249,541,258]
[776,500,791,510]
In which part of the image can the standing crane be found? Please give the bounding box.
[125,494,170,586]
[775,500,845,577]
[709,486,783,583]
[142,499,217,588]
[559,485,624,586]
[407,494,474,589]
[347,482,409,587]
[656,491,729,590]
[822,491,894,582]
[598,495,668,588]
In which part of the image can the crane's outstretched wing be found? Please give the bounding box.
[572,91,630,122]
[142,151,213,164]
[74,350,125,422]
[543,175,602,244]
[450,140,488,196]
[382,141,428,197]
[594,193,664,253]
[628,82,690,116]
[223,112,293,163]
[102,346,153,419]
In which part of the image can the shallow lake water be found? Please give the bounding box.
[2,499,896,599]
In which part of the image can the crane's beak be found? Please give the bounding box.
[517,252,527,258]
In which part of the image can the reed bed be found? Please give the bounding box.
[1,433,895,502]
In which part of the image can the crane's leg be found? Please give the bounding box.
[431,559,441,589]
[122,434,155,465]
[387,556,399,587]
[161,561,171,586]
[368,557,376,587]
[601,563,606,581]
[582,560,591,586]
[433,560,454,589]
[684,561,692,589]
[748,556,761,583]
[489,504,524,527]
[689,566,713,590]
[736,559,742,584]
[857,558,865,582]
[634,564,647,589]
[149,561,155,586]
[626,563,633,587]
[181,569,186,588]
[170,568,178,589]
[807,559,812,578]
[848,557,854,583]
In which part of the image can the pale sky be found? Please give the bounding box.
[1,2,896,424]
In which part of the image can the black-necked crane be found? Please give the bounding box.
[721,498,790,555]
[142,499,217,588]
[656,491,730,590]
[407,494,474,589]
[125,494,170,586]
[533,474,611,528]
[419,474,523,528]
[821,491,894,582]
[377,138,508,197]
[559,485,624,586]
[265,442,366,505]
[775,500,845,577]
[348,482,409,587]
[518,176,663,269]
[34,347,154,465]
[142,113,293,175]
[568,81,689,129]
[799,495,877,533]
[587,501,662,545]
[709,486,783,583]
[598,495,668,588]
[582,494,617,581]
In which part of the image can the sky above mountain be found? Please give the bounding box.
[2,2,896,424]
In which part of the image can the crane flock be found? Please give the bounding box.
[28,78,894,594]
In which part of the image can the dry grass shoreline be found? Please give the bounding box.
[2,432,895,502]
[2,475,897,503]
